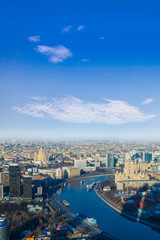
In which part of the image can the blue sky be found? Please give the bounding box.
[1,0,160,140]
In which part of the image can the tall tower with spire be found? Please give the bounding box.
[34,148,49,162]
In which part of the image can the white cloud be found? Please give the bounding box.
[77,25,85,31]
[142,98,154,105]
[62,25,72,33]
[30,96,48,101]
[82,58,90,62]
[14,96,155,124]
[28,36,40,42]
[36,45,73,63]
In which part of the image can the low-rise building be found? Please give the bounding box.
[56,168,64,179]
[117,180,160,191]
[67,168,80,178]
[74,159,87,169]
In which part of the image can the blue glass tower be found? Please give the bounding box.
[0,217,9,240]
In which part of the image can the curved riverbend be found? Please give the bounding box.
[56,176,160,240]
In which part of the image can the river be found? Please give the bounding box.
[55,176,160,240]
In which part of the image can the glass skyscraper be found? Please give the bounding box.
[23,176,32,200]
[0,217,9,240]
[106,153,114,168]
[9,164,21,197]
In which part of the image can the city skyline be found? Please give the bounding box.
[1,0,160,140]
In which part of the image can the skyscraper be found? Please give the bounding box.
[0,217,9,240]
[106,153,114,168]
[0,172,9,187]
[145,153,153,163]
[9,164,21,197]
[0,185,3,200]
[23,176,32,200]
[34,148,49,162]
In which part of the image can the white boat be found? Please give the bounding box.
[62,200,70,207]
[86,218,98,227]
[86,183,95,192]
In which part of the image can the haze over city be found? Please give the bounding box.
[1,0,160,140]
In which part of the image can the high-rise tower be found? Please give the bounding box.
[0,217,9,240]
[34,148,49,162]
[106,153,114,168]
[23,176,32,200]
[9,164,21,197]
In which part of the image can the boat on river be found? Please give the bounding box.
[86,218,98,227]
[86,183,96,192]
[62,200,70,207]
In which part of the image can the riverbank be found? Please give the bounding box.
[95,182,160,232]
[51,173,114,192]
[65,173,114,184]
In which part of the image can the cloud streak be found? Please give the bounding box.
[28,36,40,42]
[30,96,48,101]
[142,98,154,105]
[77,25,85,31]
[36,45,73,63]
[82,58,90,62]
[13,96,155,124]
[62,25,72,33]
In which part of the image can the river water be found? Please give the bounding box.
[56,176,160,240]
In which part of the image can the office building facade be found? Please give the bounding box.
[9,164,21,197]
[67,168,80,178]
[0,172,9,187]
[145,153,153,163]
[23,176,32,200]
[0,217,9,240]
[56,168,64,179]
[106,153,114,168]
[0,185,3,200]
[74,159,87,169]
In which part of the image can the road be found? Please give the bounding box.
[48,193,105,238]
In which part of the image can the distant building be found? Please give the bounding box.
[0,185,3,200]
[34,148,49,162]
[145,153,153,163]
[62,167,69,178]
[27,167,38,173]
[67,168,80,178]
[0,217,9,240]
[149,163,160,172]
[38,168,54,177]
[106,153,114,168]
[9,164,21,197]
[23,176,32,200]
[56,168,64,179]
[103,186,111,192]
[37,186,43,195]
[117,180,160,191]
[140,152,145,162]
[74,159,87,169]
[94,160,100,167]
[0,172,9,187]
[115,155,149,183]
[82,166,96,172]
